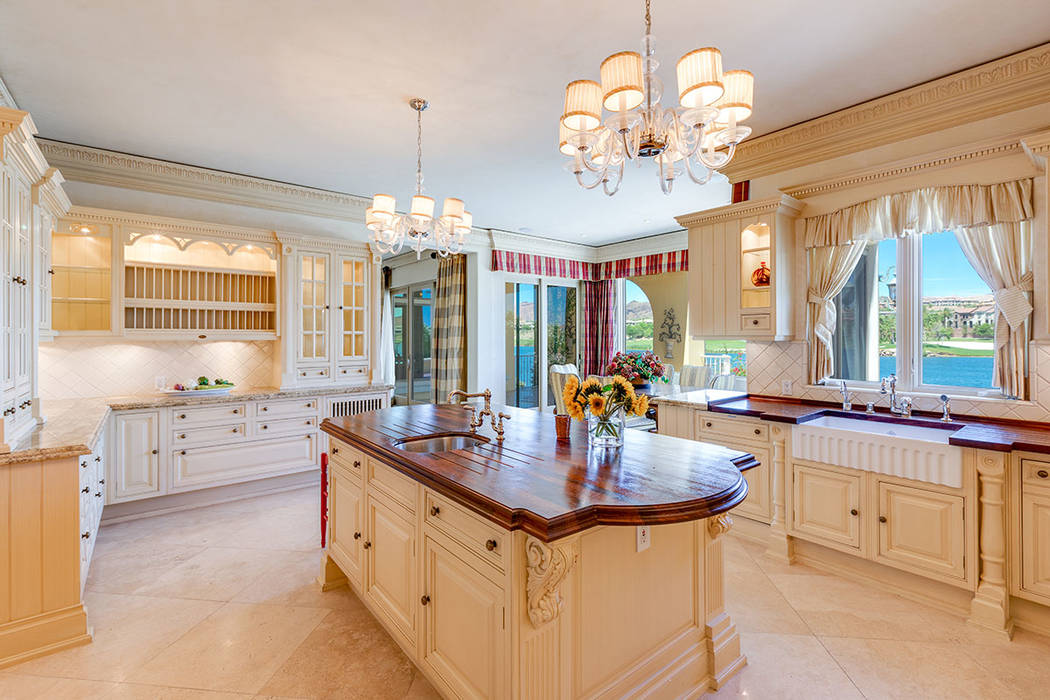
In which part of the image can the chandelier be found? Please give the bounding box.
[367,98,470,258]
[558,0,754,195]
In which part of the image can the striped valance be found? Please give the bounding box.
[491,249,687,280]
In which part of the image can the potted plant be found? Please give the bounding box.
[605,351,669,389]
[562,375,650,449]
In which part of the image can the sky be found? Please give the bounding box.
[877,231,989,299]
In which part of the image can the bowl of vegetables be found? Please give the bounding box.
[162,377,236,396]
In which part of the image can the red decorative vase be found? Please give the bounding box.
[751,262,771,287]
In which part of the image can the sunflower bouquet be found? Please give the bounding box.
[562,375,649,448]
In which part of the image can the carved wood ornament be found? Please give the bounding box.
[525,535,576,628]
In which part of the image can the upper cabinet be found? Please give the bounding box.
[278,233,377,388]
[677,194,802,340]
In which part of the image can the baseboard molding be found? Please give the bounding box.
[101,471,320,523]
[1010,596,1050,637]
[725,514,771,545]
[0,604,91,670]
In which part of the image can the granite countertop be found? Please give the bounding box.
[643,384,746,409]
[0,383,393,466]
[706,395,1050,454]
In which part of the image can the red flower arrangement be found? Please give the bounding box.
[604,351,669,384]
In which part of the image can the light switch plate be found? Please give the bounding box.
[636,525,651,552]
[781,380,794,395]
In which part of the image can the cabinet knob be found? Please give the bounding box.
[232,409,239,414]
[879,515,888,523]
[420,595,430,606]
[705,421,713,428]
[48,268,55,275]
[430,505,440,517]
[81,461,87,468]
[232,427,239,433]
[82,486,89,494]
[754,428,761,435]
[179,413,186,419]
[151,449,158,455]
[1038,470,1049,479]
[179,433,186,439]
[262,406,268,411]
[180,450,186,455]
[95,492,101,498]
[752,319,759,325]
[261,424,268,429]
[485,539,498,551]
[331,447,339,454]
[95,456,101,462]
[353,532,361,540]
[850,508,858,516]
[353,460,361,469]
[81,531,90,539]
[363,540,371,549]
[99,479,104,484]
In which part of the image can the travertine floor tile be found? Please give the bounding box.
[87,543,207,594]
[704,632,863,699]
[232,550,357,609]
[7,592,221,682]
[105,683,254,699]
[821,636,1018,699]
[724,540,810,635]
[130,546,289,601]
[958,628,1050,699]
[0,672,116,699]
[126,602,329,694]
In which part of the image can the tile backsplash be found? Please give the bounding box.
[746,340,1050,423]
[40,337,278,399]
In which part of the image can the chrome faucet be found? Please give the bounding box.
[880,374,912,417]
[839,380,855,411]
[446,388,510,443]
[939,394,953,423]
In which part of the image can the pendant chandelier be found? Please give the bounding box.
[367,98,470,258]
[558,0,754,196]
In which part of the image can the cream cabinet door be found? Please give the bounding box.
[1022,491,1050,600]
[734,445,771,523]
[296,252,330,367]
[329,466,364,589]
[792,463,862,549]
[421,536,505,700]
[335,255,368,366]
[365,493,417,648]
[876,482,965,580]
[112,411,162,501]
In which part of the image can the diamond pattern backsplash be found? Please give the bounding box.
[746,340,1050,422]
[40,337,278,399]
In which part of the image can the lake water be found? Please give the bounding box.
[880,356,994,389]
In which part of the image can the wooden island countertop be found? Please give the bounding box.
[321,403,758,542]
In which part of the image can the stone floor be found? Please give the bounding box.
[2,486,1048,699]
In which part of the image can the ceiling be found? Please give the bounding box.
[1,1,1048,245]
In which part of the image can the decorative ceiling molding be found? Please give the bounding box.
[592,230,688,263]
[0,107,49,182]
[721,42,1050,184]
[1022,128,1050,162]
[0,75,17,110]
[782,133,1038,199]
[36,139,373,223]
[33,167,72,216]
[275,229,371,255]
[65,205,280,247]
[675,194,803,228]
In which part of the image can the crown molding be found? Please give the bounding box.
[781,132,1039,199]
[275,229,371,255]
[36,139,373,223]
[1022,128,1050,162]
[675,194,803,228]
[487,228,596,261]
[721,42,1050,184]
[0,75,17,110]
[33,167,72,216]
[0,107,49,182]
[593,230,688,263]
[65,205,280,249]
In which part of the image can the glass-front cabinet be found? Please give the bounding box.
[336,255,368,377]
[679,195,801,340]
[298,252,329,374]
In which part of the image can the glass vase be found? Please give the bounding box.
[587,407,625,449]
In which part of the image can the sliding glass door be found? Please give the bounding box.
[545,285,578,410]
[505,278,580,410]
[505,282,539,408]
[392,283,434,404]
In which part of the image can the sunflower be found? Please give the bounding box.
[580,377,603,396]
[567,399,585,421]
[610,375,631,402]
[632,393,649,417]
[588,393,607,417]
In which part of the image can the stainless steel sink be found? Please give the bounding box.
[393,433,490,453]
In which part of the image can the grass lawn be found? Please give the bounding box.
[923,343,993,357]
[704,339,746,353]
[625,338,653,351]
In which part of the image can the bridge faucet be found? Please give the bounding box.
[880,374,911,416]
[839,380,855,411]
[447,389,509,442]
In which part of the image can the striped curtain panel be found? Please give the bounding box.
[492,249,688,280]
[434,254,467,399]
[581,279,617,376]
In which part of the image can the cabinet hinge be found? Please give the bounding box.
[502,606,506,630]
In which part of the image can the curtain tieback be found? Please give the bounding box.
[993,271,1034,330]
[808,291,836,347]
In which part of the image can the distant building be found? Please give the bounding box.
[948,303,996,335]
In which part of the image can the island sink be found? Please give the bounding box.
[393,432,489,452]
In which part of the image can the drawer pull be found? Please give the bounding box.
[420,595,430,606]
[754,428,761,435]
[180,450,186,455]
[82,486,89,494]
[353,532,361,540]
[95,456,101,462]
[1038,470,1049,479]
[331,447,339,454]
[706,421,713,428]
[99,479,104,484]
[179,433,186,439]
[179,413,186,419]
[95,491,101,498]
[261,424,268,429]
[849,508,858,516]
[232,409,239,414]
[363,540,371,549]
[353,460,361,469]
[152,449,158,455]
[232,427,239,433]
[81,531,90,539]
[752,319,759,325]
[262,406,268,411]
[485,539,498,551]
[430,505,440,517]
[879,515,888,523]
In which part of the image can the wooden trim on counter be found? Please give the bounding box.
[321,404,757,542]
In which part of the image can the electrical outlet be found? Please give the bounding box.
[781,379,793,395]
[636,525,651,552]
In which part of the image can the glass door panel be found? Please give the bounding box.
[339,257,367,360]
[393,291,408,403]
[411,287,433,403]
[299,253,328,362]
[545,285,578,409]
[505,282,539,408]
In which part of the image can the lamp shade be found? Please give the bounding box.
[600,51,644,112]
[676,48,724,108]
[715,70,754,122]
[410,195,434,220]
[558,122,578,156]
[365,207,382,231]
[455,211,472,235]
[561,79,602,131]
[442,197,465,221]
[371,193,396,220]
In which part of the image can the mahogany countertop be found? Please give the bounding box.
[707,395,1050,454]
[321,404,758,542]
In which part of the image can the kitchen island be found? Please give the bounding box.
[320,403,757,699]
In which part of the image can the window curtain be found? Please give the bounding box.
[806,243,867,384]
[433,254,467,398]
[802,177,1034,394]
[954,221,1032,398]
[377,288,395,387]
[581,279,617,376]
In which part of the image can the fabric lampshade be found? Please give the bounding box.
[600,51,644,112]
[676,47,724,108]
[371,193,396,220]
[442,197,465,221]
[561,80,602,131]
[558,122,578,156]
[410,195,434,220]
[715,70,754,122]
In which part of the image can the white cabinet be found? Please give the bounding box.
[364,490,418,648]
[335,254,369,375]
[1018,458,1050,602]
[876,481,964,580]
[297,251,330,372]
[112,411,162,501]
[677,194,801,340]
[421,535,506,700]
[792,463,863,551]
[329,463,364,587]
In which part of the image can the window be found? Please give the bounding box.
[545,285,578,409]
[505,282,538,408]
[830,232,995,394]
[623,280,653,352]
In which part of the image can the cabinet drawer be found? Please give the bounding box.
[173,403,247,425]
[297,367,330,380]
[1022,459,1050,492]
[171,434,317,491]
[329,440,365,477]
[367,459,419,513]
[698,414,768,443]
[173,422,247,448]
[424,490,507,572]
[741,313,771,331]
[257,415,317,437]
[257,397,320,418]
[336,364,368,380]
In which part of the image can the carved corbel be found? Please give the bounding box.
[707,514,733,541]
[525,535,576,628]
